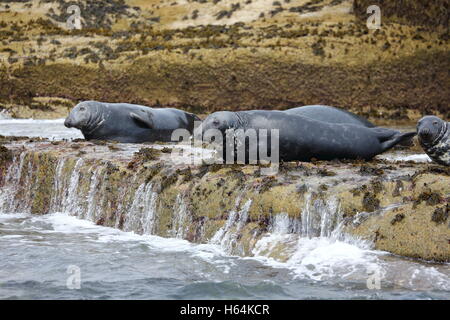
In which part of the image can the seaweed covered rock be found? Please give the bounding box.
[0,139,449,262]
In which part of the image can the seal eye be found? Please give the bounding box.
[433,121,438,125]
[79,107,86,112]
[212,119,220,126]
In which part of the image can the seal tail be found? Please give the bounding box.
[373,128,417,152]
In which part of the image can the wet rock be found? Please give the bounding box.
[0,140,449,262]
[431,205,449,225]
[134,147,162,162]
[0,145,12,163]
[362,192,380,212]
[391,213,405,225]
[359,165,384,176]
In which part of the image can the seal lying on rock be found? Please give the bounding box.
[417,116,449,166]
[284,105,375,127]
[286,105,413,147]
[199,110,416,162]
[64,101,200,143]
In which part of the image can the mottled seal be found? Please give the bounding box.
[199,110,416,162]
[284,105,375,127]
[64,101,200,143]
[417,116,449,166]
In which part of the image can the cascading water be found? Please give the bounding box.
[123,182,158,234]
[49,158,69,213]
[0,144,449,299]
[252,191,383,282]
[171,194,191,239]
[62,158,84,215]
[0,153,25,212]
[210,199,252,255]
[301,192,342,238]
[84,166,105,221]
[0,152,162,235]
[0,152,39,213]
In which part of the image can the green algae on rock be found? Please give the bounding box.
[0,1,448,123]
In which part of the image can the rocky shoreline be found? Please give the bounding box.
[1,137,448,262]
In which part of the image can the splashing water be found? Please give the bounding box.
[0,140,448,298]
[252,192,405,285]
[210,199,252,255]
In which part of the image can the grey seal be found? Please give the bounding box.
[64,101,200,143]
[284,105,375,127]
[199,110,416,162]
[417,116,449,166]
[286,105,413,147]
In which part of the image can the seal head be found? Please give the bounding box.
[417,115,449,166]
[417,116,447,145]
[200,111,241,134]
[64,101,105,132]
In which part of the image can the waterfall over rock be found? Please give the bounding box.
[0,146,448,263]
[124,183,158,235]
[210,199,252,255]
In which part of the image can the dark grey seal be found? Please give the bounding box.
[284,105,375,127]
[286,105,413,147]
[417,116,449,166]
[64,101,200,143]
[200,110,416,162]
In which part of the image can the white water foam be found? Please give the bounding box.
[1,207,448,292]
[15,212,228,259]
[251,194,388,282]
[0,149,448,293]
[379,153,432,163]
[301,194,341,238]
[251,198,450,291]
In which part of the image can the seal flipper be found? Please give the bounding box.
[373,128,417,152]
[130,111,154,129]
